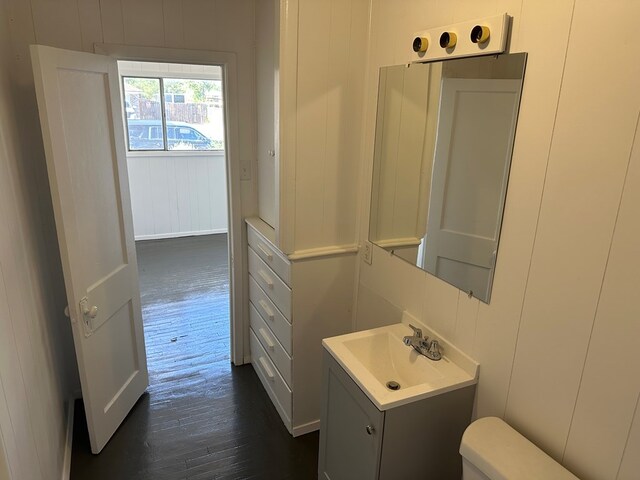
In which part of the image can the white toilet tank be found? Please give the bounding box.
[460,417,580,480]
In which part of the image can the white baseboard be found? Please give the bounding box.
[61,399,75,480]
[134,228,227,241]
[293,420,320,437]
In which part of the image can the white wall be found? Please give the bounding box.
[356,2,640,479]
[277,0,370,254]
[255,0,277,228]
[4,0,257,218]
[0,2,77,479]
[128,152,228,240]
[1,0,258,478]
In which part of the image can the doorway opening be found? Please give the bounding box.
[117,60,232,393]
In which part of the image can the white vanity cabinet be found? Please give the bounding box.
[319,351,476,479]
[246,217,355,436]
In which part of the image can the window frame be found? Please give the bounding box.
[121,74,224,154]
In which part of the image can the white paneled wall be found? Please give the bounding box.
[127,153,228,240]
[0,4,76,480]
[356,1,640,479]
[1,0,257,478]
[4,0,257,216]
[255,0,277,228]
[278,0,370,254]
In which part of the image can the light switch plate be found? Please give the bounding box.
[240,163,251,180]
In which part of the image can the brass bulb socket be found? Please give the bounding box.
[439,31,457,49]
[412,36,429,53]
[471,25,490,44]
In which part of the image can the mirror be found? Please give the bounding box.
[369,53,527,303]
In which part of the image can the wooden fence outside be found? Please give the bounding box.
[136,100,209,124]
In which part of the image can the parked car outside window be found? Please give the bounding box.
[127,119,218,151]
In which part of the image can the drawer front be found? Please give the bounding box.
[250,328,292,421]
[249,276,292,354]
[249,303,292,386]
[248,246,292,319]
[247,226,291,286]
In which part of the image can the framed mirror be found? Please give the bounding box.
[369,53,527,303]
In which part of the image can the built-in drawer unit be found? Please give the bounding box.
[245,217,356,437]
[248,226,291,286]
[250,328,292,424]
[249,303,292,386]
[248,246,292,319]
[249,276,292,355]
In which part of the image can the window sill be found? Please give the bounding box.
[126,149,225,158]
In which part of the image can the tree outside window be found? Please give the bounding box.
[123,76,224,152]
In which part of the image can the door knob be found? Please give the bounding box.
[81,298,98,318]
[365,425,375,435]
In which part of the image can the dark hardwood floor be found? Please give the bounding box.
[70,234,319,480]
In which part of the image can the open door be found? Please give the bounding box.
[31,45,148,454]
[424,77,522,302]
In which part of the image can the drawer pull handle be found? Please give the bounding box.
[258,243,274,261]
[366,425,375,435]
[259,356,275,381]
[259,328,275,350]
[258,300,275,321]
[258,270,274,289]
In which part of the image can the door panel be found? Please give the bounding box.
[425,78,521,302]
[319,353,384,480]
[31,45,148,454]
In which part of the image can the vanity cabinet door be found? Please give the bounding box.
[319,352,384,480]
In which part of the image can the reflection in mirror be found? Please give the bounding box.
[369,53,527,303]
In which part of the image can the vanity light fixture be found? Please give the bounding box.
[470,25,490,44]
[412,36,429,53]
[439,31,457,49]
[410,13,509,63]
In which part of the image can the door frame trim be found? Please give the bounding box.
[94,43,245,365]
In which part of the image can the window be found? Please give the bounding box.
[123,76,224,152]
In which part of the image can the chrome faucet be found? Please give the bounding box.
[403,324,442,361]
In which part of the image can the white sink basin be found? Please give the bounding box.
[323,322,478,410]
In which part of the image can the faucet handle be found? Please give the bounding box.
[426,339,442,361]
[409,324,423,338]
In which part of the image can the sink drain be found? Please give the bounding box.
[386,381,401,391]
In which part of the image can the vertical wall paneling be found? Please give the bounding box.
[0,269,39,480]
[454,292,479,355]
[1,0,258,476]
[504,0,640,458]
[181,0,217,49]
[321,0,353,248]
[294,0,331,249]
[30,0,83,50]
[98,0,125,45]
[356,0,640,477]
[618,399,640,480]
[162,0,184,48]
[472,0,575,419]
[256,0,277,227]
[121,0,166,47]
[77,0,104,52]
[277,0,368,253]
[125,148,232,239]
[561,116,640,479]
[277,0,299,253]
[420,271,459,339]
[0,392,11,480]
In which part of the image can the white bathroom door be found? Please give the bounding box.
[31,45,148,454]
[424,78,521,301]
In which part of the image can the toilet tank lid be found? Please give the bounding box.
[460,417,580,480]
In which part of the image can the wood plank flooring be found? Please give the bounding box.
[70,234,319,480]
